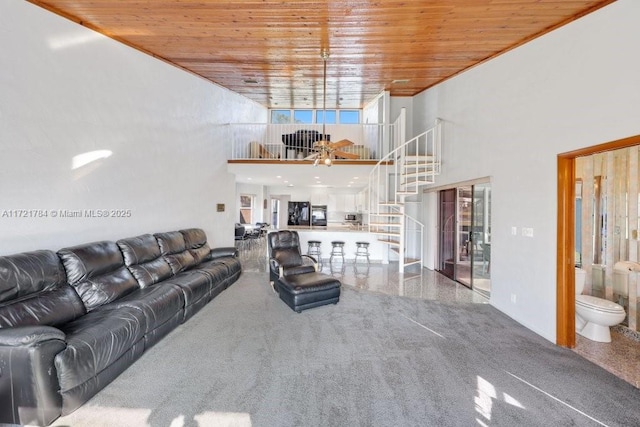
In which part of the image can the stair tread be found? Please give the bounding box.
[404,155,436,162]
[370,213,403,217]
[370,222,402,227]
[401,171,436,178]
[403,164,437,170]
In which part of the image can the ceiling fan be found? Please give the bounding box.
[309,139,359,166]
[306,50,359,167]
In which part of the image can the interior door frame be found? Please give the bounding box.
[557,134,640,347]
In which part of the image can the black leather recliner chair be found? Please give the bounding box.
[267,230,340,312]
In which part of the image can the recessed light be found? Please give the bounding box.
[314,176,320,179]
[287,184,294,187]
[276,175,282,178]
[353,177,359,180]
[284,180,289,183]
[247,177,252,180]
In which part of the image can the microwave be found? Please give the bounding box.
[344,214,359,221]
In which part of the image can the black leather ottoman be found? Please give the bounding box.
[275,272,341,313]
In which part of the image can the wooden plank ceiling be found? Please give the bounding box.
[29,0,613,109]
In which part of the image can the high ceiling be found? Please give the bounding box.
[30,0,612,109]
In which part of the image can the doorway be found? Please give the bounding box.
[270,199,280,229]
[438,182,492,295]
[557,134,640,347]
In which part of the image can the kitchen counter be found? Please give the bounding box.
[279,226,388,263]
[287,225,369,232]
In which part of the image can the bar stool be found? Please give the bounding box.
[330,241,345,264]
[354,241,370,264]
[307,240,323,268]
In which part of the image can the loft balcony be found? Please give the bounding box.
[226,123,391,163]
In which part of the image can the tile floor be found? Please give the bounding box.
[574,330,640,389]
[239,238,640,389]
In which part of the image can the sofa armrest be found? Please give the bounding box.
[0,327,66,426]
[301,255,319,272]
[210,247,239,259]
[0,326,65,347]
[269,258,283,277]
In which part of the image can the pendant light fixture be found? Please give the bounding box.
[308,49,357,167]
[319,49,331,166]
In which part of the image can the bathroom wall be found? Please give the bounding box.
[576,148,640,332]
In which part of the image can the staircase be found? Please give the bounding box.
[368,113,441,272]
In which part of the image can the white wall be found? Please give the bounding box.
[0,1,266,255]
[412,0,640,341]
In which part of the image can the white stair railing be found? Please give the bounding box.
[368,114,441,272]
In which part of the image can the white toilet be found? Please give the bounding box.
[575,267,626,343]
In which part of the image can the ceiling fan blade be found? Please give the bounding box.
[313,140,330,149]
[333,150,360,159]
[304,153,319,160]
[328,139,354,150]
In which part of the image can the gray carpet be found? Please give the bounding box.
[54,272,640,427]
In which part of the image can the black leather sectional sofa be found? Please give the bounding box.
[0,228,241,426]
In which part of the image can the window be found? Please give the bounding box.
[339,110,360,124]
[239,194,254,224]
[271,110,291,124]
[294,110,313,124]
[270,109,361,124]
[316,110,336,124]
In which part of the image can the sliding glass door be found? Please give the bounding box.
[438,183,491,296]
[471,183,491,296]
[455,186,473,287]
[439,189,456,279]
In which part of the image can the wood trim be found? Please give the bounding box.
[559,135,640,158]
[227,159,389,166]
[557,156,575,347]
[556,134,640,347]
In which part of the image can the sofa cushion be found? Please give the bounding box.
[189,244,211,265]
[101,284,185,333]
[274,248,303,268]
[0,250,67,303]
[180,228,207,249]
[154,231,196,274]
[197,257,241,278]
[55,306,146,393]
[117,234,172,288]
[0,250,86,328]
[180,228,213,264]
[0,286,85,328]
[58,241,139,311]
[161,270,211,308]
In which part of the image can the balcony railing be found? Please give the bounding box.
[227,123,389,161]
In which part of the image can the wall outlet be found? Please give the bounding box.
[510,294,517,304]
[522,227,534,237]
